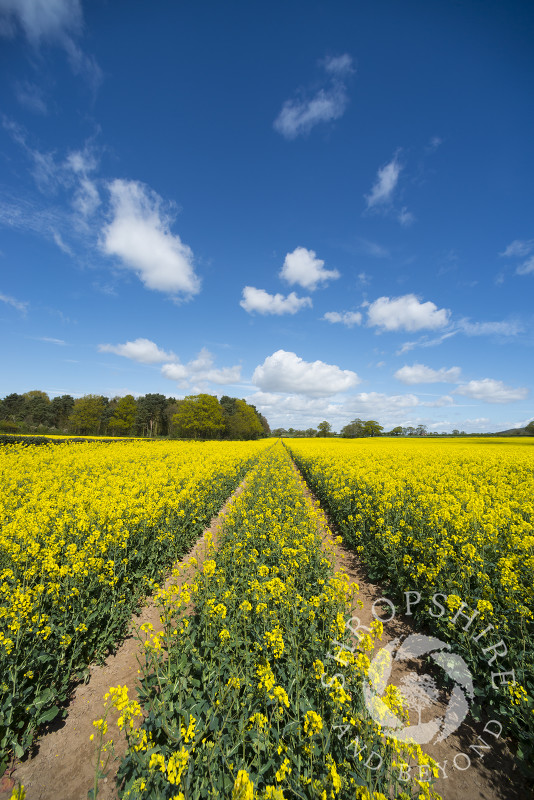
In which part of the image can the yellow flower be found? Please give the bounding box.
[232,769,254,800]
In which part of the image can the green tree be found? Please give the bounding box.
[68,395,106,435]
[173,394,226,439]
[341,418,365,438]
[317,421,332,437]
[363,420,383,437]
[136,393,167,437]
[524,420,534,435]
[224,399,264,440]
[50,395,74,429]
[23,391,53,427]
[2,393,26,422]
[108,395,138,435]
[390,426,403,436]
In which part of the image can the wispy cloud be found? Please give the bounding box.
[273,53,354,139]
[14,80,47,114]
[32,336,66,345]
[500,238,534,276]
[458,318,523,337]
[365,153,402,208]
[240,286,312,315]
[0,0,102,90]
[0,291,28,313]
[322,310,362,328]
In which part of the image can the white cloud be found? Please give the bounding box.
[99,338,178,364]
[323,54,354,76]
[500,239,534,258]
[367,294,450,332]
[162,347,241,387]
[0,291,28,313]
[454,379,528,404]
[517,256,534,276]
[273,54,353,139]
[0,0,82,45]
[359,239,389,258]
[252,350,359,397]
[161,363,188,381]
[395,364,461,385]
[499,239,534,276]
[65,147,100,218]
[33,336,65,345]
[322,310,362,327]
[280,246,340,290]
[101,180,200,298]
[15,80,47,114]
[458,319,523,336]
[0,0,101,88]
[398,207,415,226]
[240,286,312,315]
[51,229,73,255]
[421,395,455,408]
[365,154,402,207]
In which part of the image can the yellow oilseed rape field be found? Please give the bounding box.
[0,439,271,769]
[2,436,533,799]
[102,443,439,800]
[287,437,534,771]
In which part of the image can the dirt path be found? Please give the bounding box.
[1,478,247,800]
[293,460,532,800]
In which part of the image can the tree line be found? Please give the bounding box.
[0,391,270,440]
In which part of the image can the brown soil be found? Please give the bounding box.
[295,464,533,800]
[1,478,246,800]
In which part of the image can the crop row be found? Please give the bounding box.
[0,439,271,770]
[105,442,439,799]
[286,437,534,770]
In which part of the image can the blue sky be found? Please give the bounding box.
[1,0,533,433]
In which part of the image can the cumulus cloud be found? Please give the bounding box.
[0,291,28,313]
[365,154,402,207]
[322,310,362,327]
[454,379,528,404]
[394,363,461,385]
[273,54,353,139]
[162,347,241,387]
[240,286,312,315]
[279,247,340,290]
[99,338,178,364]
[367,294,450,332]
[252,350,359,397]
[101,180,200,298]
